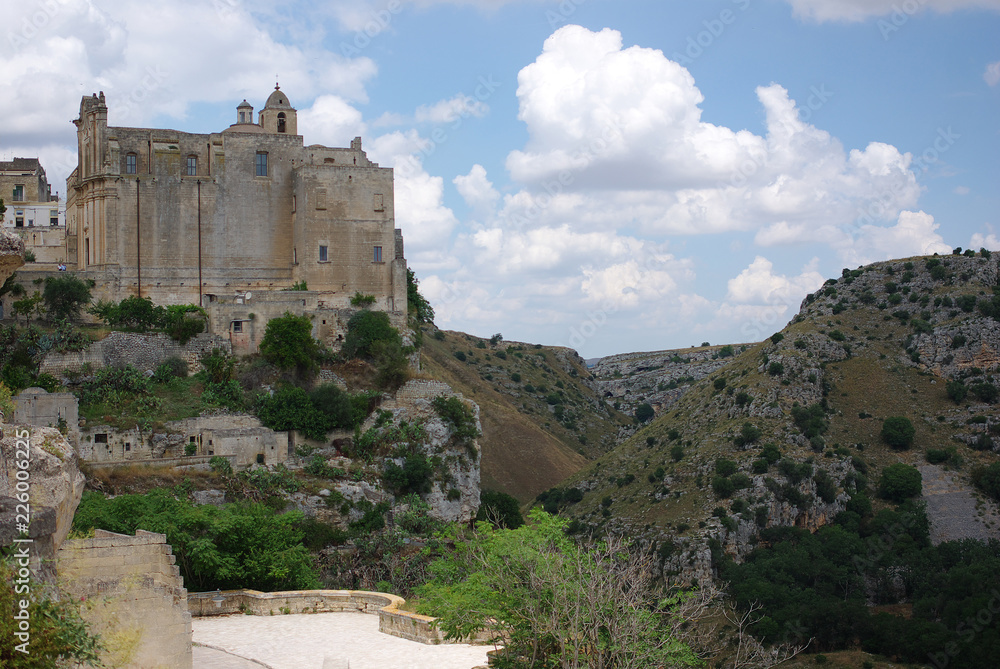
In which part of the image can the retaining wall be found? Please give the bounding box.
[187,589,489,646]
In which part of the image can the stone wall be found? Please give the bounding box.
[57,529,192,669]
[13,387,79,447]
[40,330,230,376]
[187,589,491,646]
[81,414,287,468]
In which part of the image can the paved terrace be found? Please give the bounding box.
[192,612,492,669]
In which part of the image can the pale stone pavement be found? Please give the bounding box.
[919,464,1000,545]
[192,612,492,669]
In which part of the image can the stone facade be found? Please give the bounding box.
[80,414,288,469]
[58,529,193,669]
[64,89,406,325]
[12,386,80,448]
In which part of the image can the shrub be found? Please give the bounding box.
[733,422,762,448]
[715,458,738,477]
[259,312,320,373]
[791,403,827,439]
[947,380,968,403]
[308,384,355,430]
[406,268,435,324]
[879,463,922,502]
[350,292,377,307]
[256,385,331,441]
[713,377,727,391]
[719,345,735,358]
[970,382,1000,404]
[713,476,735,498]
[926,447,957,465]
[634,403,654,423]
[432,395,480,445]
[453,351,467,362]
[670,445,684,462]
[152,356,189,383]
[881,416,916,450]
[42,274,91,321]
[770,332,784,345]
[382,454,434,496]
[971,463,1000,502]
[768,362,784,376]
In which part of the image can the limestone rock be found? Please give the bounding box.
[0,229,25,284]
[0,426,85,580]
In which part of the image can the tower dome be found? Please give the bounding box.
[260,84,297,134]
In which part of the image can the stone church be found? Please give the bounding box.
[62,87,407,351]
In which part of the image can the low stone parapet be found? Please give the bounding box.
[188,589,486,646]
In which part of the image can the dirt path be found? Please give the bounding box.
[919,464,1000,545]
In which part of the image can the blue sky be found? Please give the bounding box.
[2,0,998,357]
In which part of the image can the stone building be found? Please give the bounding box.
[0,157,67,266]
[59,87,407,351]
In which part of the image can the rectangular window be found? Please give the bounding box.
[373,245,383,263]
[50,210,58,226]
[12,185,24,202]
[187,156,197,176]
[232,321,243,333]
[125,443,131,452]
[373,193,384,211]
[319,245,328,262]
[255,152,268,177]
[15,216,23,228]
[95,434,108,444]
[125,154,137,174]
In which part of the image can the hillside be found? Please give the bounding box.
[551,252,1000,576]
[419,329,630,501]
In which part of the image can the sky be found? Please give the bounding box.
[2,0,998,358]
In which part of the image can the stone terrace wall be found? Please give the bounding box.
[188,589,490,646]
[40,331,230,376]
[58,529,192,669]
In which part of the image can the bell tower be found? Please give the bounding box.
[259,84,297,135]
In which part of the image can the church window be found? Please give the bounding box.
[187,155,197,176]
[255,152,268,177]
[277,112,286,133]
[12,185,24,201]
[373,245,383,263]
[125,153,137,174]
[319,245,328,262]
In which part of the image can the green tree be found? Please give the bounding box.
[258,312,319,373]
[42,274,91,321]
[342,309,401,359]
[879,463,922,502]
[11,291,42,326]
[256,385,331,441]
[407,267,435,324]
[308,383,355,430]
[476,490,525,528]
[881,416,916,450]
[634,402,655,423]
[417,510,700,668]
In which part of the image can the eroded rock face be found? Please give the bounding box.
[0,229,25,284]
[0,427,85,581]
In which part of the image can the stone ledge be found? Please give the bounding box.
[188,589,489,646]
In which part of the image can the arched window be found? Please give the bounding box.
[277,112,286,133]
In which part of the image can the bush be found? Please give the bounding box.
[256,385,331,441]
[881,416,916,450]
[383,453,434,496]
[152,356,189,383]
[713,476,736,498]
[768,362,784,376]
[42,274,91,320]
[926,447,957,465]
[259,312,320,373]
[947,380,968,403]
[432,395,480,446]
[970,382,1000,404]
[733,422,762,448]
[670,445,684,462]
[477,490,525,528]
[350,291,377,307]
[971,463,1000,502]
[308,384,355,430]
[879,463,922,502]
[716,458,738,477]
[634,403,654,423]
[343,310,400,360]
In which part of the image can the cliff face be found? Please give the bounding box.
[557,252,1000,581]
[0,229,25,284]
[0,427,86,581]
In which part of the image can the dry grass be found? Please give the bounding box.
[82,463,222,495]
